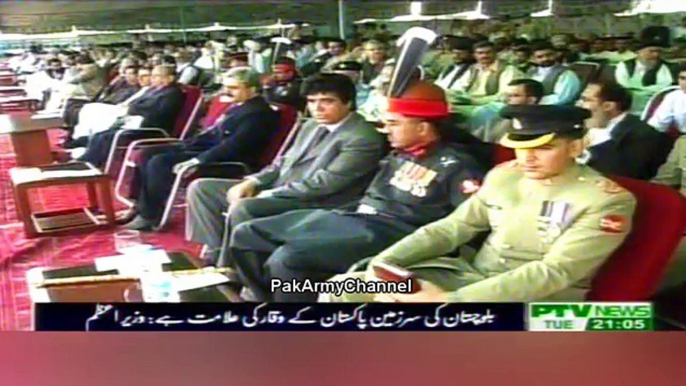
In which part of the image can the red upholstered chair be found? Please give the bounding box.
[588,176,686,300]
[103,85,203,176]
[492,144,515,166]
[201,95,234,127]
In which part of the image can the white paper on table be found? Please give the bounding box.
[170,273,229,292]
[95,249,171,273]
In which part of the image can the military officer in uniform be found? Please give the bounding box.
[322,105,637,303]
[228,81,486,302]
[263,57,306,111]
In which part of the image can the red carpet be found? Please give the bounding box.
[0,131,200,330]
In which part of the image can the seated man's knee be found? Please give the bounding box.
[187,179,208,204]
[228,198,255,228]
[229,220,256,249]
[147,153,167,172]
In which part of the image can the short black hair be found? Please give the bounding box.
[590,81,633,112]
[509,79,544,103]
[529,40,555,53]
[123,65,139,73]
[473,40,494,51]
[47,58,62,65]
[161,55,177,65]
[274,57,296,66]
[678,63,686,75]
[75,54,95,65]
[301,73,357,109]
[129,50,148,62]
[513,45,531,54]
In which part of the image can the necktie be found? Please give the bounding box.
[308,125,330,150]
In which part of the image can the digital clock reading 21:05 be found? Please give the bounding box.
[587,318,652,331]
[527,303,654,331]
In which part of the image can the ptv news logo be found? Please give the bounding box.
[527,303,653,332]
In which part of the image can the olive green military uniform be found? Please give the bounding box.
[652,135,686,197]
[324,162,636,302]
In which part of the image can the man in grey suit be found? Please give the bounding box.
[185,73,387,265]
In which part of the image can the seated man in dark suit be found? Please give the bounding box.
[185,73,388,265]
[94,64,140,105]
[229,81,487,302]
[77,64,185,168]
[576,81,673,180]
[262,57,305,111]
[122,67,280,231]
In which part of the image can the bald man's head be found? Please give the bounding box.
[151,64,176,87]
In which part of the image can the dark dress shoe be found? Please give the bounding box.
[116,208,139,225]
[122,215,157,231]
[62,137,89,149]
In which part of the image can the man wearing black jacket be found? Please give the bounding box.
[78,65,185,168]
[576,81,673,180]
[263,57,305,111]
[123,67,280,231]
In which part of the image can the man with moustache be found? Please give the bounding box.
[262,57,305,111]
[433,36,474,93]
[615,26,676,115]
[322,105,637,303]
[525,40,581,105]
[121,67,280,230]
[576,81,672,180]
[25,57,65,103]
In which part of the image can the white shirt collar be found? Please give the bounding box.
[606,112,628,133]
[536,65,553,75]
[319,113,352,133]
[586,112,627,148]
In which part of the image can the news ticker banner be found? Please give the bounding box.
[34,302,656,331]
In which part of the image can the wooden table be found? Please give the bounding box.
[26,251,233,303]
[10,162,116,238]
[0,113,63,166]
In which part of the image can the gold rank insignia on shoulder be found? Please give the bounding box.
[389,161,438,197]
[595,179,624,194]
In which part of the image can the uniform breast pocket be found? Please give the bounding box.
[485,204,504,228]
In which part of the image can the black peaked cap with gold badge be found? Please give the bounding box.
[330,61,363,72]
[499,105,591,149]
